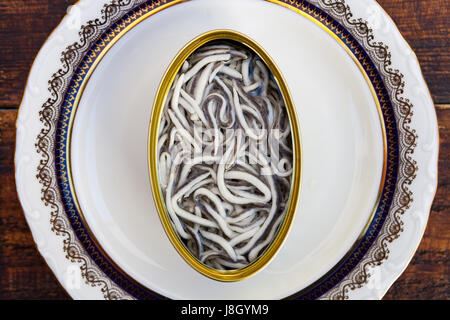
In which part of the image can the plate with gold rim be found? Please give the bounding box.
[15,0,438,300]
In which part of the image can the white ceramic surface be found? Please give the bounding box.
[15,0,438,300]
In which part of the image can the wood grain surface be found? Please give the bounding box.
[0,0,448,300]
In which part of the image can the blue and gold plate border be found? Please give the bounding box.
[38,0,411,300]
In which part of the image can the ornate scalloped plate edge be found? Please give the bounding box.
[16,0,436,300]
[306,0,418,299]
[316,0,437,299]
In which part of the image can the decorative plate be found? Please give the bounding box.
[15,0,438,300]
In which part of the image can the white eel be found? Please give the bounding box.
[157,41,294,270]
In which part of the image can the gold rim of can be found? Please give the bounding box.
[148,29,302,282]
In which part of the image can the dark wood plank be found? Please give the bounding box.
[0,0,77,109]
[1,105,449,300]
[0,0,448,300]
[0,110,69,300]
[0,0,448,109]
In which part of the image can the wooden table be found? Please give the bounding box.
[0,0,448,300]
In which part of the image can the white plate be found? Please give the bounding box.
[15,0,438,300]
